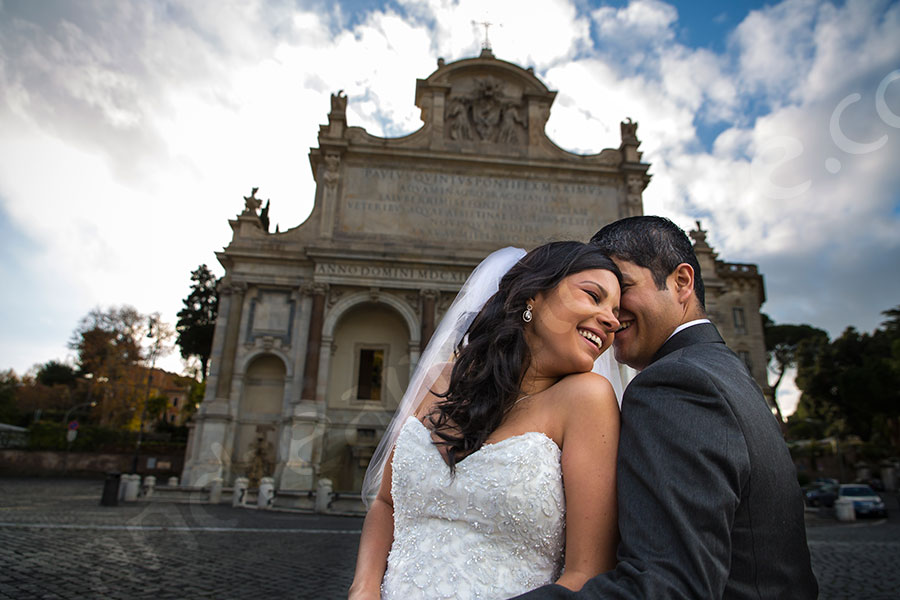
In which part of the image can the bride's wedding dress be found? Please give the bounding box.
[380,417,565,600]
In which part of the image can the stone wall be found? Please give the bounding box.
[0,450,184,477]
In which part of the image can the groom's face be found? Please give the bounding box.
[610,259,683,371]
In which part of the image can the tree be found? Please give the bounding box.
[69,306,145,379]
[176,265,219,381]
[146,394,169,423]
[0,370,21,425]
[793,305,900,453]
[762,314,828,424]
[36,361,77,387]
[68,306,148,428]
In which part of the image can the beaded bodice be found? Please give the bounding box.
[381,417,565,599]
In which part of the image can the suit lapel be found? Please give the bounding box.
[648,322,725,366]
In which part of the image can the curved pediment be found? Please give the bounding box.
[315,49,628,164]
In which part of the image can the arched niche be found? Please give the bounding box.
[232,353,286,481]
[321,300,413,491]
[325,302,411,411]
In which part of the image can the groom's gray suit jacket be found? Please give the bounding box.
[515,322,818,599]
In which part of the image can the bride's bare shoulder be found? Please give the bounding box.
[531,373,618,443]
[554,371,617,404]
[554,373,618,423]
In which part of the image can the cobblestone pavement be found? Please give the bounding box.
[2,478,899,599]
[805,496,900,600]
[1,478,363,599]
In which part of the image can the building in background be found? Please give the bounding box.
[690,223,770,403]
[181,50,769,496]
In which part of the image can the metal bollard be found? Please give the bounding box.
[100,472,120,507]
[257,477,275,509]
[232,477,249,507]
[167,476,179,487]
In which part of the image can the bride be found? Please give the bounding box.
[349,242,623,599]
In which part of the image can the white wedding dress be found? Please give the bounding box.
[381,416,565,600]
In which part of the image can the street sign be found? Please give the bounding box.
[68,420,79,430]
[66,430,77,443]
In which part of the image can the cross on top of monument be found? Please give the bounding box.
[472,20,494,51]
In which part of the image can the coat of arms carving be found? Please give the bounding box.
[445,77,527,144]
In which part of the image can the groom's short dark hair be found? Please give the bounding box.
[590,215,706,309]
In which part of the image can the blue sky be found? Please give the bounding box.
[1,0,899,416]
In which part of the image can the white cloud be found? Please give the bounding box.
[592,0,677,43]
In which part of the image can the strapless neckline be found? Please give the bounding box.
[406,416,559,468]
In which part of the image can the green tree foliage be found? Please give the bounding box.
[793,304,900,454]
[762,314,828,424]
[176,265,219,381]
[0,370,21,424]
[146,394,169,422]
[36,360,77,387]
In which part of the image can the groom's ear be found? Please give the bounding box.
[671,263,695,306]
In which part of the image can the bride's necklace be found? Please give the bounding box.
[514,393,532,405]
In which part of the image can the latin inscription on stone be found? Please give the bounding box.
[339,166,620,245]
[314,263,468,285]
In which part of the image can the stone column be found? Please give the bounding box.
[419,289,439,352]
[301,283,328,401]
[279,405,320,491]
[215,282,247,400]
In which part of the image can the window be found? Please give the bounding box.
[733,307,746,334]
[356,348,385,401]
[172,398,178,408]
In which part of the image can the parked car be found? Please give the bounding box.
[804,483,838,507]
[837,484,887,518]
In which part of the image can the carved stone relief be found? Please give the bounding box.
[327,288,346,309]
[324,152,341,189]
[623,173,645,218]
[445,77,527,144]
[436,293,454,320]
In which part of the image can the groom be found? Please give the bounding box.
[515,216,817,599]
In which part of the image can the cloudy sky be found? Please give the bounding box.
[1,0,898,414]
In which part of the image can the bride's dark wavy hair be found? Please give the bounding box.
[428,241,621,472]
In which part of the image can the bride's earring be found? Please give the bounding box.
[522,303,533,323]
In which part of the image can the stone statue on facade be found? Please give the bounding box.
[621,118,639,144]
[331,90,347,114]
[246,428,275,488]
[259,200,270,233]
[243,187,262,213]
[447,97,473,141]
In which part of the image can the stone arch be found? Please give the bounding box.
[323,290,419,345]
[238,347,293,379]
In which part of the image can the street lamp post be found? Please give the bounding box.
[131,316,161,474]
